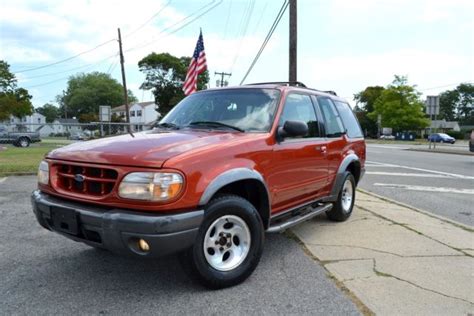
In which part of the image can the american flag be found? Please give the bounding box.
[183,30,207,96]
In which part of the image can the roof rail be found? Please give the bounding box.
[323,90,338,96]
[245,81,307,88]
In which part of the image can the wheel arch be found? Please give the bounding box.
[199,168,271,229]
[325,154,361,202]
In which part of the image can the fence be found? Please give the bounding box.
[0,122,156,144]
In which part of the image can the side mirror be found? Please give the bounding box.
[278,120,308,139]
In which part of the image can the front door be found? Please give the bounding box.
[267,93,329,213]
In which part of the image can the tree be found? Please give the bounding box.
[138,52,209,116]
[353,86,385,137]
[0,60,33,121]
[57,72,137,120]
[36,103,60,123]
[368,76,429,131]
[439,83,474,124]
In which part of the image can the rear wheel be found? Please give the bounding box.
[326,172,355,222]
[185,194,264,289]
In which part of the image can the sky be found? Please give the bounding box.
[1,0,473,109]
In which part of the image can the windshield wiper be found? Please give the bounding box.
[155,122,180,130]
[187,121,244,132]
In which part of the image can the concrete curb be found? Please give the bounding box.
[405,148,474,156]
[0,172,36,177]
[357,188,473,232]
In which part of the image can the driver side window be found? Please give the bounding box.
[279,94,319,138]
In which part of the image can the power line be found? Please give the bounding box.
[23,54,118,79]
[124,0,172,38]
[13,39,116,74]
[230,0,256,71]
[125,1,221,53]
[240,0,288,85]
[419,82,472,92]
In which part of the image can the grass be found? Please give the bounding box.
[0,140,71,176]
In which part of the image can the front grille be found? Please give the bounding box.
[53,163,118,196]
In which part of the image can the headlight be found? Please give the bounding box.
[38,160,49,185]
[118,172,184,201]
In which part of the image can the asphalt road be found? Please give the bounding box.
[360,144,474,226]
[0,176,359,315]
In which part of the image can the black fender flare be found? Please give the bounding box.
[325,154,361,202]
[198,168,271,226]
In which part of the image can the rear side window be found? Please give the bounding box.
[279,94,320,138]
[317,97,345,137]
[333,101,363,138]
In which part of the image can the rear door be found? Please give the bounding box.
[268,93,329,212]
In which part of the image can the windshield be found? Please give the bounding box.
[159,88,280,132]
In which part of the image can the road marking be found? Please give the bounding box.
[373,183,474,195]
[0,177,7,184]
[366,171,453,179]
[366,161,474,180]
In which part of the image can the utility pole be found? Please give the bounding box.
[117,28,130,132]
[215,72,232,87]
[289,0,297,83]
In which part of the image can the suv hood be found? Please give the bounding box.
[47,130,247,168]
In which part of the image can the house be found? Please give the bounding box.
[5,112,46,132]
[112,101,159,131]
[428,120,461,132]
[37,118,82,137]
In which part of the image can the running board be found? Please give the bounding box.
[266,203,333,233]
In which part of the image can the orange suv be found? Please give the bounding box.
[32,82,365,288]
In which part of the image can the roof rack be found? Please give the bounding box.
[245,82,339,97]
[245,81,307,88]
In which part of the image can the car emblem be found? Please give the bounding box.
[74,174,85,183]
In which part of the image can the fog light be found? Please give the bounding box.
[138,239,150,252]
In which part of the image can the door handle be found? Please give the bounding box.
[315,145,327,153]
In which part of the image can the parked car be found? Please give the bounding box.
[380,134,395,140]
[0,125,41,147]
[469,130,474,152]
[68,132,89,141]
[31,82,366,288]
[427,133,455,144]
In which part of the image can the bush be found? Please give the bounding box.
[446,131,466,140]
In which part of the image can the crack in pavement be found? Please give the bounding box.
[356,205,471,257]
[371,258,474,306]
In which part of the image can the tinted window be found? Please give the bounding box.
[279,94,319,138]
[333,101,363,138]
[161,89,280,132]
[317,97,345,137]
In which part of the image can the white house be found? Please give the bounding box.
[37,118,82,137]
[6,112,46,132]
[112,101,160,131]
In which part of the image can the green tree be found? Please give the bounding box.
[57,72,137,120]
[36,103,60,123]
[368,76,429,131]
[0,60,33,121]
[353,86,385,137]
[439,83,474,124]
[138,52,209,116]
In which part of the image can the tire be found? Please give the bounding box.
[18,137,30,148]
[326,171,356,222]
[185,194,264,289]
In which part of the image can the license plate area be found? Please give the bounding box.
[52,207,79,235]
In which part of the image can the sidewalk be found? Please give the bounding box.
[292,190,474,315]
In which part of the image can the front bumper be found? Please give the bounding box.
[31,190,204,257]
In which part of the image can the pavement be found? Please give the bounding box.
[2,171,473,315]
[0,176,359,316]
[360,144,474,226]
[292,190,474,315]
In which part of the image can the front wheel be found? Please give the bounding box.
[187,194,264,289]
[326,172,356,222]
[18,137,30,148]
